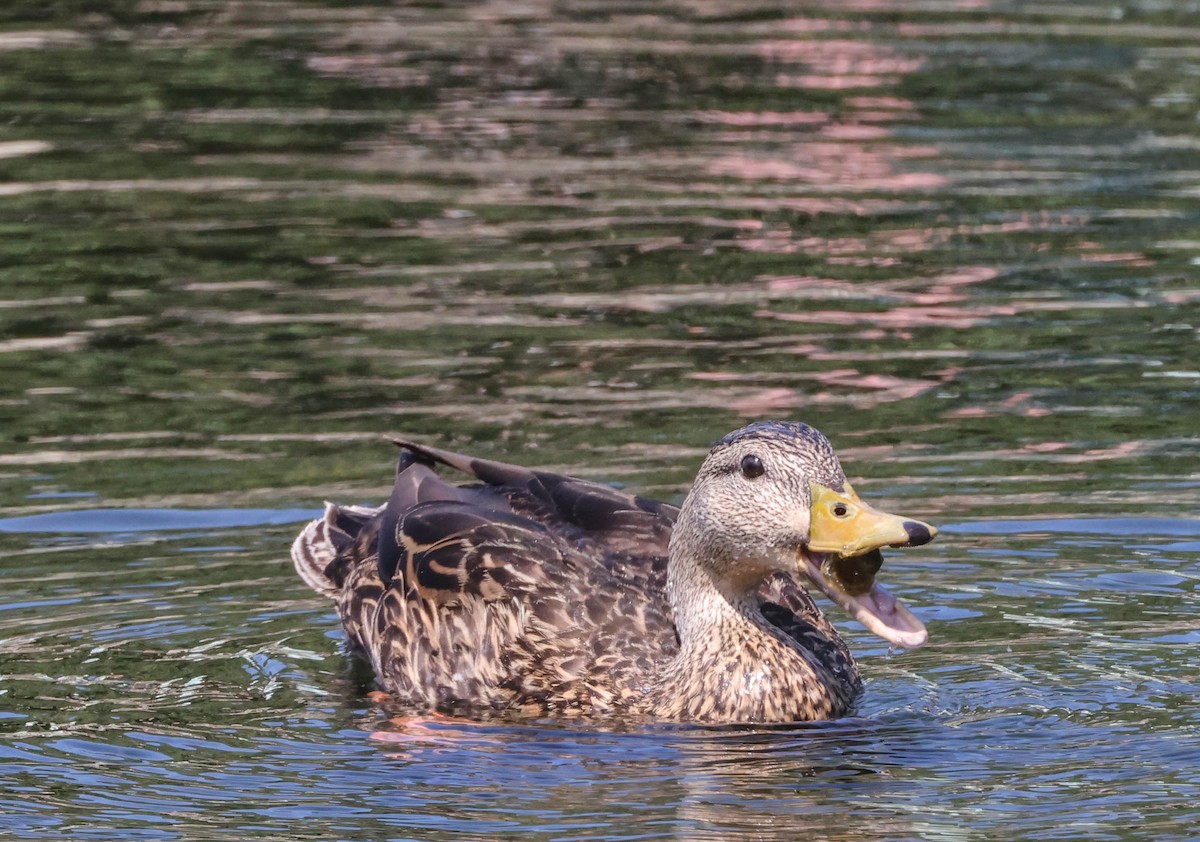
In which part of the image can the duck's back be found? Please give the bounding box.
[291,441,682,716]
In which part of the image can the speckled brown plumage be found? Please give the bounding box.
[291,421,936,724]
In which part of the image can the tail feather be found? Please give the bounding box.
[390,437,538,489]
[291,502,380,598]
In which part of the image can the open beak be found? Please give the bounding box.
[799,481,937,649]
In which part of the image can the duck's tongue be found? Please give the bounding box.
[799,549,928,649]
[801,480,937,650]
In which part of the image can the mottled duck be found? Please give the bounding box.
[291,420,937,724]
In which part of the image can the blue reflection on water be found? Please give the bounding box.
[944,518,1200,536]
[0,508,320,534]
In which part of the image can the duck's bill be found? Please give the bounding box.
[799,481,938,650]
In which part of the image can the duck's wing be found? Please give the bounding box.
[389,439,678,590]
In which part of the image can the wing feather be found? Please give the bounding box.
[390,438,677,567]
[388,500,570,606]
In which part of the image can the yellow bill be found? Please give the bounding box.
[808,481,937,557]
[798,481,938,649]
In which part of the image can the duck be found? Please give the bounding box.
[291,420,937,724]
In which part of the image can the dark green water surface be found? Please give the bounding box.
[1,1,1199,839]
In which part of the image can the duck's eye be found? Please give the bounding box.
[740,454,765,479]
[832,502,849,518]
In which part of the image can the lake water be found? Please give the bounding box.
[2,1,1199,839]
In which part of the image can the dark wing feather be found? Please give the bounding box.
[376,450,503,584]
[390,438,677,565]
[390,500,568,604]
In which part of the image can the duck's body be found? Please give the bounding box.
[292,421,936,724]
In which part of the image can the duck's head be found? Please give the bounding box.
[672,420,936,649]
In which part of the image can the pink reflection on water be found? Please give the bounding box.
[693,110,829,127]
[729,387,802,416]
[757,39,923,77]
[775,17,866,34]
[1026,442,1072,453]
[962,439,1157,464]
[1080,440,1146,460]
[707,152,950,191]
[819,123,891,140]
[814,370,939,400]
[1078,250,1154,266]
[699,32,944,198]
[691,366,948,417]
[779,74,901,90]
[758,303,1011,330]
[947,391,1053,420]
[756,267,999,317]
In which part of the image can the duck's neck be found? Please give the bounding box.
[655,550,857,723]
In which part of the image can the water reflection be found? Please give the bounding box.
[2,0,1200,838]
[360,714,933,841]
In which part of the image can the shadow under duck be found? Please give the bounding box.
[292,421,937,724]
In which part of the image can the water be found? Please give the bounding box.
[1,0,1199,838]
